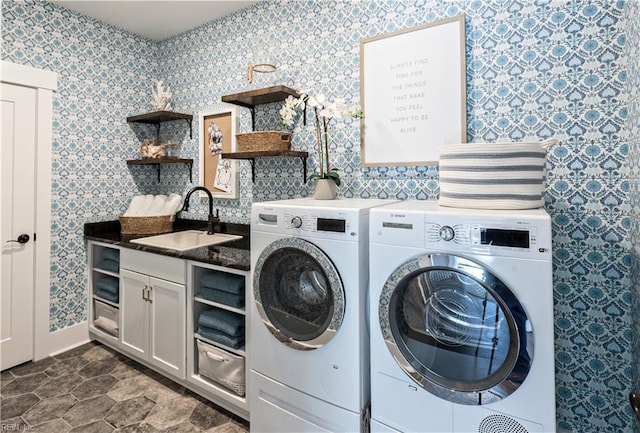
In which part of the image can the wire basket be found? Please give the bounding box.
[119,214,175,235]
[236,131,291,152]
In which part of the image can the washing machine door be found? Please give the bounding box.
[379,253,533,405]
[253,237,345,351]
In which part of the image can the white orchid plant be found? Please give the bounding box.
[280,93,362,187]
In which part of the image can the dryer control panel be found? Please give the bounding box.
[424,217,550,259]
[370,204,552,260]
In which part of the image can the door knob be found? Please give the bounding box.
[6,234,29,244]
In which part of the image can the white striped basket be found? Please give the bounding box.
[438,139,556,210]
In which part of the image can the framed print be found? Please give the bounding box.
[199,108,239,198]
[360,14,466,166]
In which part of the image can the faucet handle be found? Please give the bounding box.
[214,209,219,219]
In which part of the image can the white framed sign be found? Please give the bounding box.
[360,15,467,166]
[198,107,239,198]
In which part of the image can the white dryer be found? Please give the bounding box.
[250,198,395,432]
[368,200,555,433]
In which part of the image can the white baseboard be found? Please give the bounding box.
[43,321,90,358]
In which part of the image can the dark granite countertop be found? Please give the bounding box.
[84,219,250,271]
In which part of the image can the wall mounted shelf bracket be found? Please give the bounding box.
[127,111,194,140]
[126,158,194,182]
[222,151,308,183]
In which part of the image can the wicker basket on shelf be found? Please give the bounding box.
[119,214,175,235]
[236,131,291,152]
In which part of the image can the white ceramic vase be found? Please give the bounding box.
[313,178,337,200]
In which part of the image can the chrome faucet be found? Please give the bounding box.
[180,187,220,235]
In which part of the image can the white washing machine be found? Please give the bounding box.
[250,198,395,432]
[368,200,556,433]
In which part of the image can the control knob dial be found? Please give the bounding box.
[439,226,455,241]
[291,216,303,229]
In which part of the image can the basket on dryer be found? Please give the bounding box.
[438,139,556,210]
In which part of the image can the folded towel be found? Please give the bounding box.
[197,326,244,349]
[200,271,244,295]
[101,248,120,262]
[94,317,118,336]
[201,287,244,308]
[97,259,119,273]
[198,308,244,337]
[124,195,145,216]
[146,195,168,216]
[96,288,119,304]
[136,194,155,216]
[162,193,183,215]
[96,275,119,295]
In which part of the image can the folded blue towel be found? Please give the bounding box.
[97,259,119,273]
[198,308,244,337]
[200,271,244,295]
[96,288,119,304]
[201,287,244,308]
[96,276,119,295]
[101,248,120,262]
[197,326,244,349]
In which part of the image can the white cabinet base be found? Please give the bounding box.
[87,242,249,422]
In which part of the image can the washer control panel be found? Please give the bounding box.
[284,211,355,237]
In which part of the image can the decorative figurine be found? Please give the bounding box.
[140,138,165,158]
[150,80,172,111]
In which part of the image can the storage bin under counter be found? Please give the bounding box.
[196,339,246,396]
[93,299,119,337]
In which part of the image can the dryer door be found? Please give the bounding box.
[379,253,533,405]
[253,237,345,351]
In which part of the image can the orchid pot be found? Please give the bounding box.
[280,92,362,199]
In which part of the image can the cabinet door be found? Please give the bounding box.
[120,269,149,358]
[149,276,185,378]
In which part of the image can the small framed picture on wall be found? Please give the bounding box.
[198,108,239,198]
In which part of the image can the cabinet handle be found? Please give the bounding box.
[147,286,153,303]
[142,285,148,301]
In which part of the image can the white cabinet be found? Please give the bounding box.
[86,241,249,421]
[87,242,121,344]
[120,248,186,380]
[186,261,250,419]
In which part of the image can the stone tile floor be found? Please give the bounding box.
[0,341,250,433]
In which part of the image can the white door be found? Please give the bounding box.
[1,83,37,370]
[120,269,149,359]
[149,276,185,378]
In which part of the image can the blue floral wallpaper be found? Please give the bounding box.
[624,1,640,430]
[2,0,638,431]
[2,2,162,330]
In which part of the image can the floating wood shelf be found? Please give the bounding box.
[126,111,193,139]
[126,157,193,182]
[222,151,309,182]
[221,86,304,130]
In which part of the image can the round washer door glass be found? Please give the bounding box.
[379,253,533,405]
[254,237,345,351]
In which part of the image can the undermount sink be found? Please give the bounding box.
[131,230,242,251]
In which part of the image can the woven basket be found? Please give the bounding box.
[438,140,554,210]
[236,131,291,152]
[119,214,175,235]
